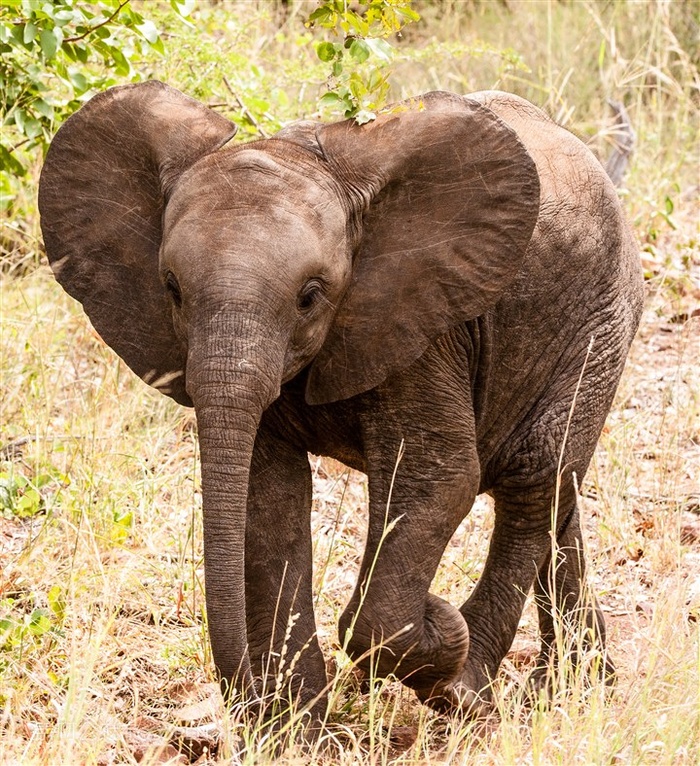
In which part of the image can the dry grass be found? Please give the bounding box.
[2,1,699,763]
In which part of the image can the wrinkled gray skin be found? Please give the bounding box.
[39,82,643,724]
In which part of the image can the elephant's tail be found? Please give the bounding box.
[604,100,635,187]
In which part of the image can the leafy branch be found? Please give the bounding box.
[306,0,420,123]
[63,0,130,43]
[0,0,193,189]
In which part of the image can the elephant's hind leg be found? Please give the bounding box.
[531,500,614,695]
[456,481,578,711]
[458,388,614,711]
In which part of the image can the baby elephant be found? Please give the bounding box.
[39,83,642,722]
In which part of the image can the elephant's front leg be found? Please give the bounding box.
[245,417,327,723]
[340,374,479,703]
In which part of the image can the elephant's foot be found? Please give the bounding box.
[415,678,494,718]
[342,593,470,704]
[246,638,329,743]
[525,650,616,706]
[242,673,328,751]
[414,657,495,718]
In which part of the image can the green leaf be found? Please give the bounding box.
[367,67,387,92]
[53,9,77,25]
[316,41,337,62]
[29,608,51,637]
[107,45,130,77]
[171,0,195,16]
[23,22,37,44]
[0,145,26,177]
[348,72,368,99]
[112,508,133,544]
[396,6,421,23]
[345,13,369,37]
[355,109,377,125]
[39,2,58,22]
[47,585,66,623]
[61,42,78,61]
[23,117,43,140]
[319,92,345,107]
[16,485,43,516]
[34,473,54,489]
[0,475,15,510]
[349,38,370,64]
[69,71,88,93]
[307,6,336,28]
[13,108,26,133]
[9,24,25,47]
[126,8,145,26]
[0,617,15,636]
[136,20,159,44]
[365,37,393,62]
[39,28,58,59]
[149,35,165,55]
[73,43,88,63]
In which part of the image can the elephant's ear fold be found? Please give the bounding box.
[305,92,540,405]
[38,81,236,406]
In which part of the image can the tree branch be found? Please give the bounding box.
[64,0,131,44]
[222,76,270,139]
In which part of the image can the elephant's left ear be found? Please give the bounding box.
[305,92,540,405]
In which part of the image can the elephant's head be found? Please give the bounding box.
[38,81,539,703]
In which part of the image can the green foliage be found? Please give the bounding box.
[0,461,69,518]
[0,585,66,671]
[306,0,420,122]
[0,0,192,197]
[111,507,133,544]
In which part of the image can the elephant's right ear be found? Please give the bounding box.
[38,81,236,406]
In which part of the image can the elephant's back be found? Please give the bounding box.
[464,92,643,466]
[468,90,642,338]
[468,90,605,202]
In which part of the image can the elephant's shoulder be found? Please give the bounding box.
[467,90,550,128]
[469,92,618,225]
[466,91,595,172]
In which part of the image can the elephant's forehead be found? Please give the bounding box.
[166,146,344,237]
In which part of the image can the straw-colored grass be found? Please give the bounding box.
[2,1,698,763]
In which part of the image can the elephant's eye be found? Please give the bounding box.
[165,271,182,308]
[297,278,324,314]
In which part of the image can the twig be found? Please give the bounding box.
[624,491,700,514]
[64,0,131,44]
[0,436,36,461]
[0,435,92,461]
[605,99,635,187]
[9,137,31,153]
[222,76,270,139]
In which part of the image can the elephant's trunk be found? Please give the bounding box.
[186,313,284,704]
